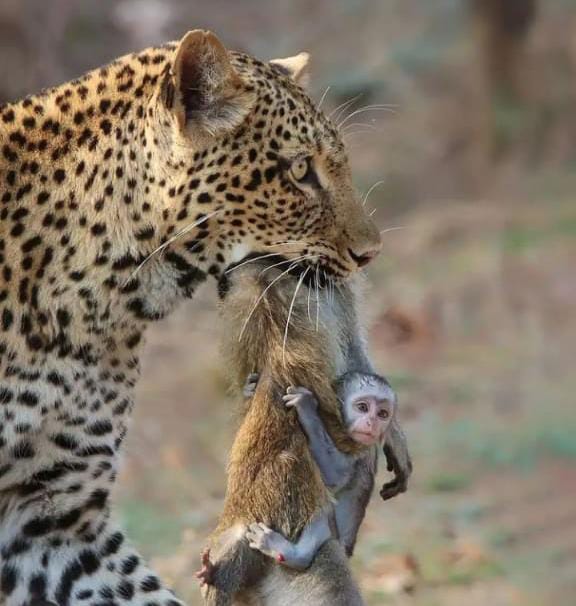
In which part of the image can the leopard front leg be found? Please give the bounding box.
[0,502,183,606]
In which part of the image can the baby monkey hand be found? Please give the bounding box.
[243,372,260,398]
[283,386,318,411]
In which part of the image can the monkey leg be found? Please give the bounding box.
[246,511,332,570]
[381,419,413,501]
[256,540,365,606]
[200,524,265,606]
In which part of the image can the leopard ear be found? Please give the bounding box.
[270,52,310,87]
[169,30,254,137]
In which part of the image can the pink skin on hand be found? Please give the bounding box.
[195,549,214,587]
[276,553,285,563]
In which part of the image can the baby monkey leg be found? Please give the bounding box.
[246,511,332,570]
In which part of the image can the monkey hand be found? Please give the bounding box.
[243,372,260,398]
[282,385,317,411]
[380,439,413,501]
[195,549,215,587]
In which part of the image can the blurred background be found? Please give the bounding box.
[2,0,575,604]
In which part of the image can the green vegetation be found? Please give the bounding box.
[119,500,185,556]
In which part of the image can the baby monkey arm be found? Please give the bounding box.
[283,386,355,491]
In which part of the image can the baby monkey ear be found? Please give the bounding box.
[169,30,255,138]
[270,52,310,87]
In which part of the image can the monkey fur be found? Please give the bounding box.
[201,259,410,604]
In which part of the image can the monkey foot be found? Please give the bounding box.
[381,442,411,501]
[246,522,289,564]
[195,549,215,586]
[380,477,407,501]
[243,372,260,398]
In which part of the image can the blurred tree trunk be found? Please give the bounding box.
[472,0,538,159]
[473,0,537,100]
[24,0,76,91]
[0,0,76,102]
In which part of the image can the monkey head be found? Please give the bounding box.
[337,372,396,446]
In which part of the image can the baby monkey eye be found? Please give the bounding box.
[355,401,369,413]
[378,409,390,419]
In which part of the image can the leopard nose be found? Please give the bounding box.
[348,246,380,268]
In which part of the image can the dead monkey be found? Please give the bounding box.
[244,371,397,568]
[198,260,412,605]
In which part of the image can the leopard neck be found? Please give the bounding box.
[0,46,206,369]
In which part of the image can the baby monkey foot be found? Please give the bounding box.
[380,442,412,501]
[195,549,215,587]
[246,523,290,565]
[282,385,317,410]
[243,373,260,398]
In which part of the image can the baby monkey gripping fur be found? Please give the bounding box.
[201,262,375,605]
[204,262,374,606]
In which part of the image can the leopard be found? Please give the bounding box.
[0,29,381,606]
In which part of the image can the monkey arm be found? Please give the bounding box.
[246,511,332,570]
[283,387,355,491]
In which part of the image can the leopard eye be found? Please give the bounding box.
[290,157,311,182]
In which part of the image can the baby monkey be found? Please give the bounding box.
[243,371,396,569]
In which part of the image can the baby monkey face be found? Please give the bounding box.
[348,393,394,445]
[339,373,397,446]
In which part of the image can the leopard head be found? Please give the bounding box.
[147,30,381,284]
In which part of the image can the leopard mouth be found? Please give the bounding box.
[219,252,336,299]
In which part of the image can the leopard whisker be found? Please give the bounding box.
[380,226,407,235]
[317,86,331,110]
[341,122,382,134]
[258,254,315,276]
[306,274,312,323]
[362,179,386,207]
[282,266,309,367]
[315,264,320,332]
[224,252,289,275]
[326,271,334,306]
[238,262,301,342]
[263,241,304,248]
[123,208,223,286]
[342,130,379,140]
[329,94,362,122]
[338,105,396,129]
